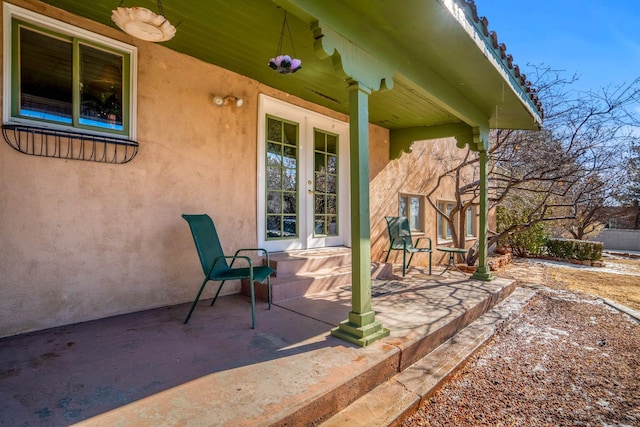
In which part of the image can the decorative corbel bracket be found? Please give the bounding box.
[389,123,489,159]
[456,125,489,152]
[311,21,394,94]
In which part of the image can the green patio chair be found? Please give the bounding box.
[181,214,275,328]
[384,216,432,276]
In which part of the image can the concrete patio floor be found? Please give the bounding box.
[0,266,519,427]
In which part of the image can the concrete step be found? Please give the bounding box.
[268,247,352,277]
[242,265,353,302]
[242,247,353,302]
[319,286,537,427]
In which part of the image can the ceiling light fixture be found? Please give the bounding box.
[111,0,176,42]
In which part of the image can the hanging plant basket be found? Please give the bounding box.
[268,55,302,74]
[268,11,302,74]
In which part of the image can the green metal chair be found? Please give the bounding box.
[384,216,432,276]
[181,214,275,328]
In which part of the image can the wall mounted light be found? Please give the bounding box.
[213,95,244,107]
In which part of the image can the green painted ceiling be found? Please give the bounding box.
[38,0,542,131]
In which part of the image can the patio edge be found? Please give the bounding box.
[320,286,538,426]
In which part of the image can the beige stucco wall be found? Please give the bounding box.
[0,0,475,337]
[370,138,477,267]
[0,0,356,337]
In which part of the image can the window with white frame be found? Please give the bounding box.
[437,200,454,241]
[3,4,137,138]
[399,194,423,232]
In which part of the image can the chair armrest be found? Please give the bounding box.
[233,248,271,265]
[414,237,432,250]
[218,255,253,270]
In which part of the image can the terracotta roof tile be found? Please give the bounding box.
[457,0,544,118]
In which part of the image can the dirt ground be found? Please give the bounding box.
[490,254,640,311]
[402,255,640,427]
[542,258,640,312]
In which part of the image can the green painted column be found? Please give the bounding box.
[471,149,496,281]
[331,81,390,346]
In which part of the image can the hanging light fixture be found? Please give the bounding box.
[268,10,302,74]
[111,0,176,42]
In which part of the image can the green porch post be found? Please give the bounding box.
[471,149,496,281]
[331,81,390,346]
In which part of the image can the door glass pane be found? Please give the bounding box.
[283,215,297,236]
[327,155,337,174]
[283,122,297,144]
[267,118,282,142]
[283,146,297,168]
[266,215,281,238]
[283,169,296,191]
[314,216,325,235]
[283,192,297,213]
[326,135,337,154]
[313,129,339,236]
[266,191,281,213]
[19,27,73,123]
[327,195,337,214]
[266,167,282,189]
[327,216,337,234]
[266,117,299,240]
[79,44,124,130]
[267,142,282,163]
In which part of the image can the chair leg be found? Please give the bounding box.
[249,273,256,329]
[184,278,209,324]
[429,251,432,275]
[402,249,406,276]
[267,277,272,310]
[407,253,416,270]
[384,249,391,263]
[210,280,226,306]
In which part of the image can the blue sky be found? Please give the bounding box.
[477,0,640,94]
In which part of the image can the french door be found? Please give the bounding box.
[257,95,350,252]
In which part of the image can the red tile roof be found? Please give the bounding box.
[460,0,544,118]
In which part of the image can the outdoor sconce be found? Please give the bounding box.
[213,96,244,107]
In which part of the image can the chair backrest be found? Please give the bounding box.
[182,214,230,276]
[385,216,414,249]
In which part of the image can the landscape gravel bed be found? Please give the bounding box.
[403,288,640,426]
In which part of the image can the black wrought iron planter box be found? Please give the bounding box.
[2,124,138,164]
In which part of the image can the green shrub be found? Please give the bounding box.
[496,206,549,257]
[545,238,603,261]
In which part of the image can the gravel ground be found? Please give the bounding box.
[403,267,640,426]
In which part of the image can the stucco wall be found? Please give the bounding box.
[0,0,353,337]
[0,0,472,337]
[370,138,473,267]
